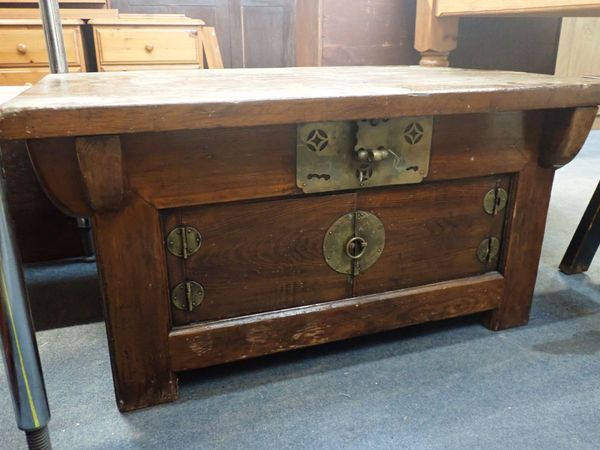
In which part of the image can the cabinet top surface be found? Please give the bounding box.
[1,66,599,139]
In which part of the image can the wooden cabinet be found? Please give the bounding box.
[2,67,598,410]
[0,20,86,85]
[90,17,205,71]
[111,0,296,68]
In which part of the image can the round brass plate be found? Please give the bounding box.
[477,237,500,263]
[483,188,508,215]
[166,226,202,259]
[323,210,385,275]
[171,281,205,311]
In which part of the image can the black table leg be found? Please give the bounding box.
[560,180,600,274]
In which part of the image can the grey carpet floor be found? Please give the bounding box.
[1,133,599,450]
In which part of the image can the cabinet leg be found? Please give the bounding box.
[93,194,177,411]
[483,147,555,330]
[559,181,600,275]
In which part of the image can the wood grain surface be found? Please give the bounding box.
[355,176,509,295]
[165,194,355,325]
[482,112,555,330]
[169,273,504,371]
[93,193,177,411]
[121,112,527,211]
[2,66,600,139]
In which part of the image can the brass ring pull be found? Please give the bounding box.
[16,43,27,54]
[345,236,368,260]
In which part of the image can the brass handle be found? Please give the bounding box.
[356,148,390,162]
[16,43,27,54]
[145,43,154,53]
[345,236,368,260]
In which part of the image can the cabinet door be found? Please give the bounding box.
[229,0,295,67]
[164,194,354,326]
[354,176,510,296]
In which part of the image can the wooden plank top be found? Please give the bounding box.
[435,0,600,17]
[1,66,600,140]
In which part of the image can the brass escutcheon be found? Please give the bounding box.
[345,236,368,259]
[323,210,385,275]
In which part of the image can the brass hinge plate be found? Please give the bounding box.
[483,187,508,216]
[477,237,500,264]
[166,226,202,259]
[171,280,205,311]
[323,210,385,276]
[297,117,433,194]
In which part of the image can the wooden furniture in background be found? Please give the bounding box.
[0,19,87,85]
[89,16,206,72]
[2,67,598,410]
[0,7,223,264]
[554,18,600,273]
[415,0,600,67]
[201,26,223,69]
[555,17,600,128]
[111,0,295,68]
[296,0,419,66]
[295,0,561,73]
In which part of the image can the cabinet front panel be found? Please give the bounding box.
[164,174,510,327]
[164,194,355,326]
[354,175,510,295]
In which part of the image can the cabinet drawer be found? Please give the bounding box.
[94,26,202,66]
[0,26,83,67]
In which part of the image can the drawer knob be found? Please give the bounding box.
[16,43,27,54]
[145,43,154,53]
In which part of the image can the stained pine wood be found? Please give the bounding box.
[120,113,527,211]
[169,273,504,371]
[75,136,124,212]
[0,140,84,262]
[2,66,600,139]
[165,195,355,325]
[122,125,297,210]
[27,138,91,217]
[354,176,509,295]
[482,112,555,330]
[539,107,599,168]
[93,193,177,411]
[4,67,597,411]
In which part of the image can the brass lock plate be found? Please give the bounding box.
[297,117,433,194]
[324,210,385,275]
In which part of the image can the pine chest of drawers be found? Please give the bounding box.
[1,66,599,411]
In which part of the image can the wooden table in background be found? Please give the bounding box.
[415,0,600,67]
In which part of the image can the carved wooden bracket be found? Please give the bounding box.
[540,106,598,169]
[75,135,125,212]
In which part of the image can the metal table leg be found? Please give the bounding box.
[0,161,52,449]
